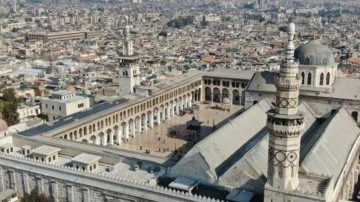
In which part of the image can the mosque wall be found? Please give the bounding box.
[0,152,223,202]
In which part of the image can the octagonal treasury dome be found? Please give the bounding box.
[294,39,335,66]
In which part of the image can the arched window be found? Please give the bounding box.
[307,72,312,85]
[301,72,305,84]
[351,111,358,122]
[319,73,324,86]
[326,72,330,85]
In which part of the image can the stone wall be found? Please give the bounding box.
[0,152,224,202]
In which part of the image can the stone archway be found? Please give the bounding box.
[222,88,229,101]
[205,87,211,101]
[213,88,221,103]
[232,89,240,105]
[90,135,97,144]
[106,129,113,145]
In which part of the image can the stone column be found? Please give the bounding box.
[109,132,114,145]
[95,136,100,145]
[22,172,30,194]
[162,107,166,121]
[124,123,129,140]
[229,93,233,105]
[200,89,204,102]
[50,180,58,202]
[166,106,170,120]
[66,184,74,202]
[157,110,161,125]
[169,103,173,118]
[149,113,154,128]
[143,115,148,131]
[138,117,142,133]
[180,100,184,110]
[189,94,193,107]
[117,128,122,145]
[219,93,223,102]
[101,135,107,146]
[131,121,135,137]
[81,188,89,202]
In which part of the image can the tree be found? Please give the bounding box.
[21,188,51,202]
[0,88,19,126]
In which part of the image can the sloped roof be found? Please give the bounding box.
[170,99,273,183]
[218,102,318,189]
[301,107,360,182]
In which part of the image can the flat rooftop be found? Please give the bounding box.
[71,153,101,164]
[32,145,61,156]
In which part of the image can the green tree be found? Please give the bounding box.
[21,188,51,202]
[0,88,19,126]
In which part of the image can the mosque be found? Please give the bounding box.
[0,23,358,202]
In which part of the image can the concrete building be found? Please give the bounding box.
[40,90,91,121]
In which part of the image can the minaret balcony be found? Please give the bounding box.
[266,121,304,137]
[275,76,301,90]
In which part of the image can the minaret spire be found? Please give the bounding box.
[265,22,305,197]
[123,24,133,56]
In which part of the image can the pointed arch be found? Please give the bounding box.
[307,72,312,85]
[319,73,324,86]
[301,72,305,84]
[351,111,358,122]
[326,72,330,85]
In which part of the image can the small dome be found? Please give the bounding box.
[294,39,335,66]
[0,119,8,132]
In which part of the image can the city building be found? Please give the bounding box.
[40,90,92,121]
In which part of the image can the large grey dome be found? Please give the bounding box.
[294,39,335,66]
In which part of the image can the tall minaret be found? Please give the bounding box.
[118,25,140,96]
[265,22,305,198]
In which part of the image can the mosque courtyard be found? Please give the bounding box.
[110,102,244,158]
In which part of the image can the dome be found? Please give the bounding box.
[294,39,335,66]
[0,119,8,132]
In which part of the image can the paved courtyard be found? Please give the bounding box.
[111,102,244,158]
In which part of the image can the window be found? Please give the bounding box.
[94,164,96,169]
[52,105,54,110]
[301,72,305,84]
[307,72,312,85]
[48,157,51,162]
[45,104,48,108]
[41,157,44,162]
[78,103,84,108]
[59,106,62,111]
[53,155,55,160]
[326,72,330,85]
[319,73,324,85]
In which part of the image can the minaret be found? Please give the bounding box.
[118,25,140,96]
[265,22,305,194]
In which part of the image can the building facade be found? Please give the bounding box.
[40,90,91,121]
